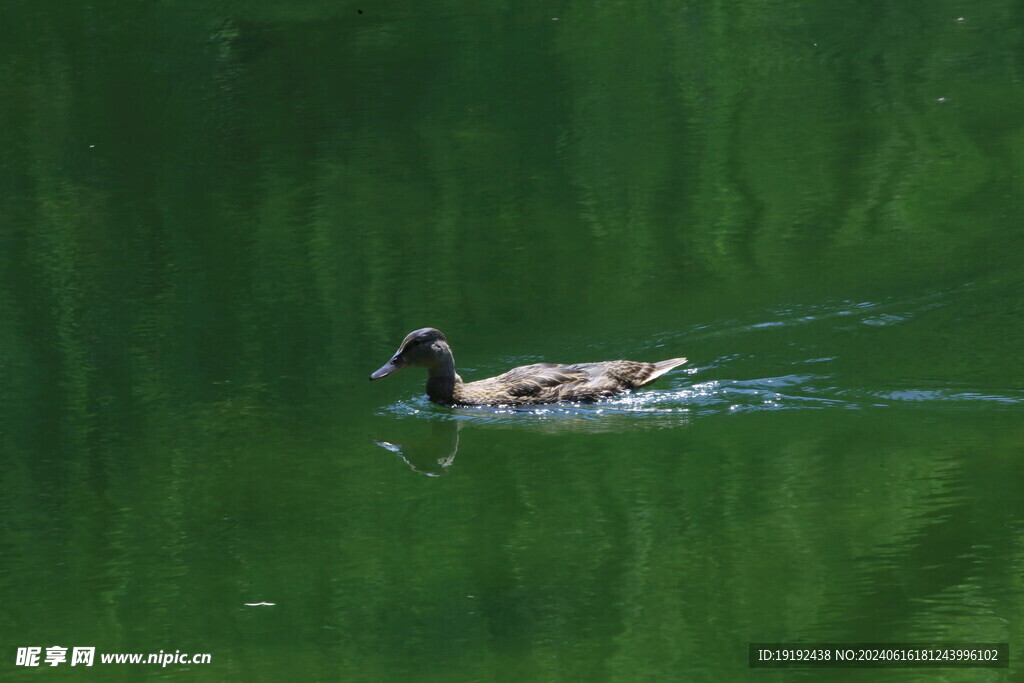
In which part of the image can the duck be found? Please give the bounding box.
[369,328,688,406]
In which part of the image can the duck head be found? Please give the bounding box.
[370,328,451,380]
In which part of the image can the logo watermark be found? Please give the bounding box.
[15,647,211,668]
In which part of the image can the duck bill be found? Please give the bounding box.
[369,355,408,380]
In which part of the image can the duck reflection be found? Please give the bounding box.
[375,419,462,476]
[374,406,693,476]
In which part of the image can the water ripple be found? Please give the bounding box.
[376,282,1024,424]
[378,373,1024,426]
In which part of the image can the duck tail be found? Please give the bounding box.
[640,357,688,386]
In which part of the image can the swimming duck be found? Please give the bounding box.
[369,328,687,406]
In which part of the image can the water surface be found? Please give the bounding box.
[2,1,1023,680]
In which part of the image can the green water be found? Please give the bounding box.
[2,2,1023,681]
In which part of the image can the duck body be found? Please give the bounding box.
[370,328,687,406]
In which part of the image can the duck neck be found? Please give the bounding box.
[425,343,461,404]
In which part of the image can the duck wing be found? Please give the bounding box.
[555,359,688,390]
[498,363,592,399]
[459,358,688,405]
[497,361,664,401]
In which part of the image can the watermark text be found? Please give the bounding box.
[15,647,211,668]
